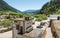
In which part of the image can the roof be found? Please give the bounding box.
[49,15,60,19]
[24,29,43,38]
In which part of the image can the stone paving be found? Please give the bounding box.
[0,31,12,38]
[0,28,53,38]
[45,27,53,38]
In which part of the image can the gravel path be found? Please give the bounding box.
[0,31,12,38]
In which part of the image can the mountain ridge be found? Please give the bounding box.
[38,0,60,15]
[0,0,21,13]
[23,9,40,14]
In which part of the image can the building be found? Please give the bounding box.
[13,17,46,38]
[13,17,33,38]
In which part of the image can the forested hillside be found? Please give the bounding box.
[39,0,60,15]
[0,0,21,15]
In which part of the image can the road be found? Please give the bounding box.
[0,31,12,38]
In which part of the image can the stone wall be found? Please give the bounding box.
[50,20,60,38]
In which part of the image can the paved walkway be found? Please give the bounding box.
[0,31,12,38]
[45,27,53,38]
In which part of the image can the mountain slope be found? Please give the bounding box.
[23,10,40,14]
[38,0,60,15]
[0,0,21,13]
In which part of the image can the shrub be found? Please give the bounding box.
[0,19,12,28]
[34,14,47,21]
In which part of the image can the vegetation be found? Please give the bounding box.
[0,0,21,12]
[1,0,60,28]
[34,14,47,21]
[39,0,60,15]
[35,0,60,21]
[0,0,23,28]
[23,0,60,21]
[0,19,12,28]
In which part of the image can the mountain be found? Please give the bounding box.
[23,10,40,14]
[38,0,60,15]
[0,0,21,13]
